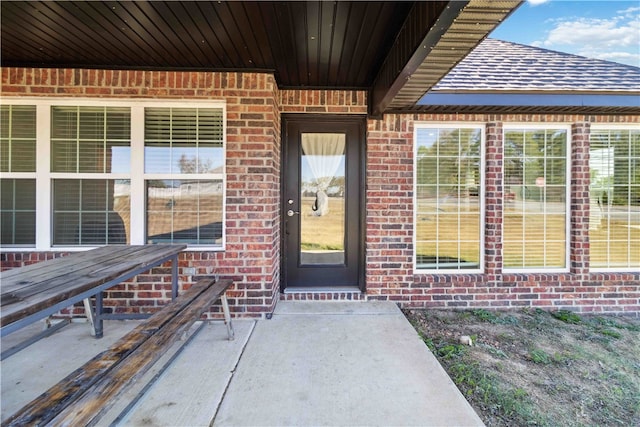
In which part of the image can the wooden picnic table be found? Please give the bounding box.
[3,276,235,427]
[1,244,186,340]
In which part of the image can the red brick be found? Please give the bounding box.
[2,68,639,315]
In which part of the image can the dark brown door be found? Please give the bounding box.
[282,115,364,290]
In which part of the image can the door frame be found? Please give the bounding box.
[280,114,366,292]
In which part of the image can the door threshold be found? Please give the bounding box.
[284,286,362,294]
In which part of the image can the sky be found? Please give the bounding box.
[490,0,640,67]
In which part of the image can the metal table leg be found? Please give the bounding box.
[94,291,104,338]
[171,254,179,300]
[220,294,235,340]
[83,298,96,336]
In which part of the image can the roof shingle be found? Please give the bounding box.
[432,38,640,93]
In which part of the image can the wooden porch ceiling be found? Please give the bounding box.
[0,1,521,116]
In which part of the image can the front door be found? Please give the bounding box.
[282,115,364,290]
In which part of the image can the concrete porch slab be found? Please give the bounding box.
[1,319,140,420]
[102,320,257,427]
[274,300,397,315]
[213,300,484,426]
[1,301,484,426]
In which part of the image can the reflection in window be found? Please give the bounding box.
[146,180,223,245]
[415,126,482,270]
[504,128,567,269]
[49,106,131,246]
[144,108,223,174]
[589,129,640,269]
[299,133,346,265]
[0,102,225,249]
[52,179,130,245]
[144,108,225,246]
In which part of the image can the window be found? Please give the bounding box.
[51,106,131,245]
[1,178,36,245]
[1,105,37,246]
[144,108,224,245]
[52,179,129,245]
[503,126,569,270]
[414,125,483,271]
[589,127,640,270]
[0,100,225,250]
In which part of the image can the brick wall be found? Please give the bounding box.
[223,72,281,317]
[280,89,367,114]
[1,67,281,318]
[365,115,415,302]
[2,68,639,316]
[366,113,639,315]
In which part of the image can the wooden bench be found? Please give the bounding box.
[1,245,186,348]
[2,277,234,427]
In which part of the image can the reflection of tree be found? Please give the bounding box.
[613,134,640,206]
[542,130,566,186]
[329,175,345,189]
[505,132,524,185]
[302,175,345,196]
[178,154,212,173]
[591,130,640,206]
[415,128,481,268]
[416,129,480,196]
[147,180,167,188]
[508,131,565,182]
[504,129,566,202]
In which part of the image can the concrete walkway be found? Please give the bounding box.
[1,301,483,426]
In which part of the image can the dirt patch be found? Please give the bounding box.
[404,308,640,427]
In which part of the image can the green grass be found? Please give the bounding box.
[405,308,640,427]
[472,308,519,325]
[433,339,550,426]
[529,348,552,365]
[551,310,582,324]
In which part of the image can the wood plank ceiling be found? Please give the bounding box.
[1,1,522,115]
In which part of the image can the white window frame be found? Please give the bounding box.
[589,124,640,272]
[413,123,485,274]
[502,123,571,273]
[0,97,227,252]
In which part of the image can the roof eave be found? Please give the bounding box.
[395,91,640,114]
[370,0,523,117]
[418,92,640,108]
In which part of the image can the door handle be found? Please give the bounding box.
[287,209,300,217]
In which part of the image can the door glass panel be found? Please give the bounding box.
[300,133,346,265]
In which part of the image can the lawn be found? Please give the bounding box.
[405,308,640,427]
[300,196,345,251]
